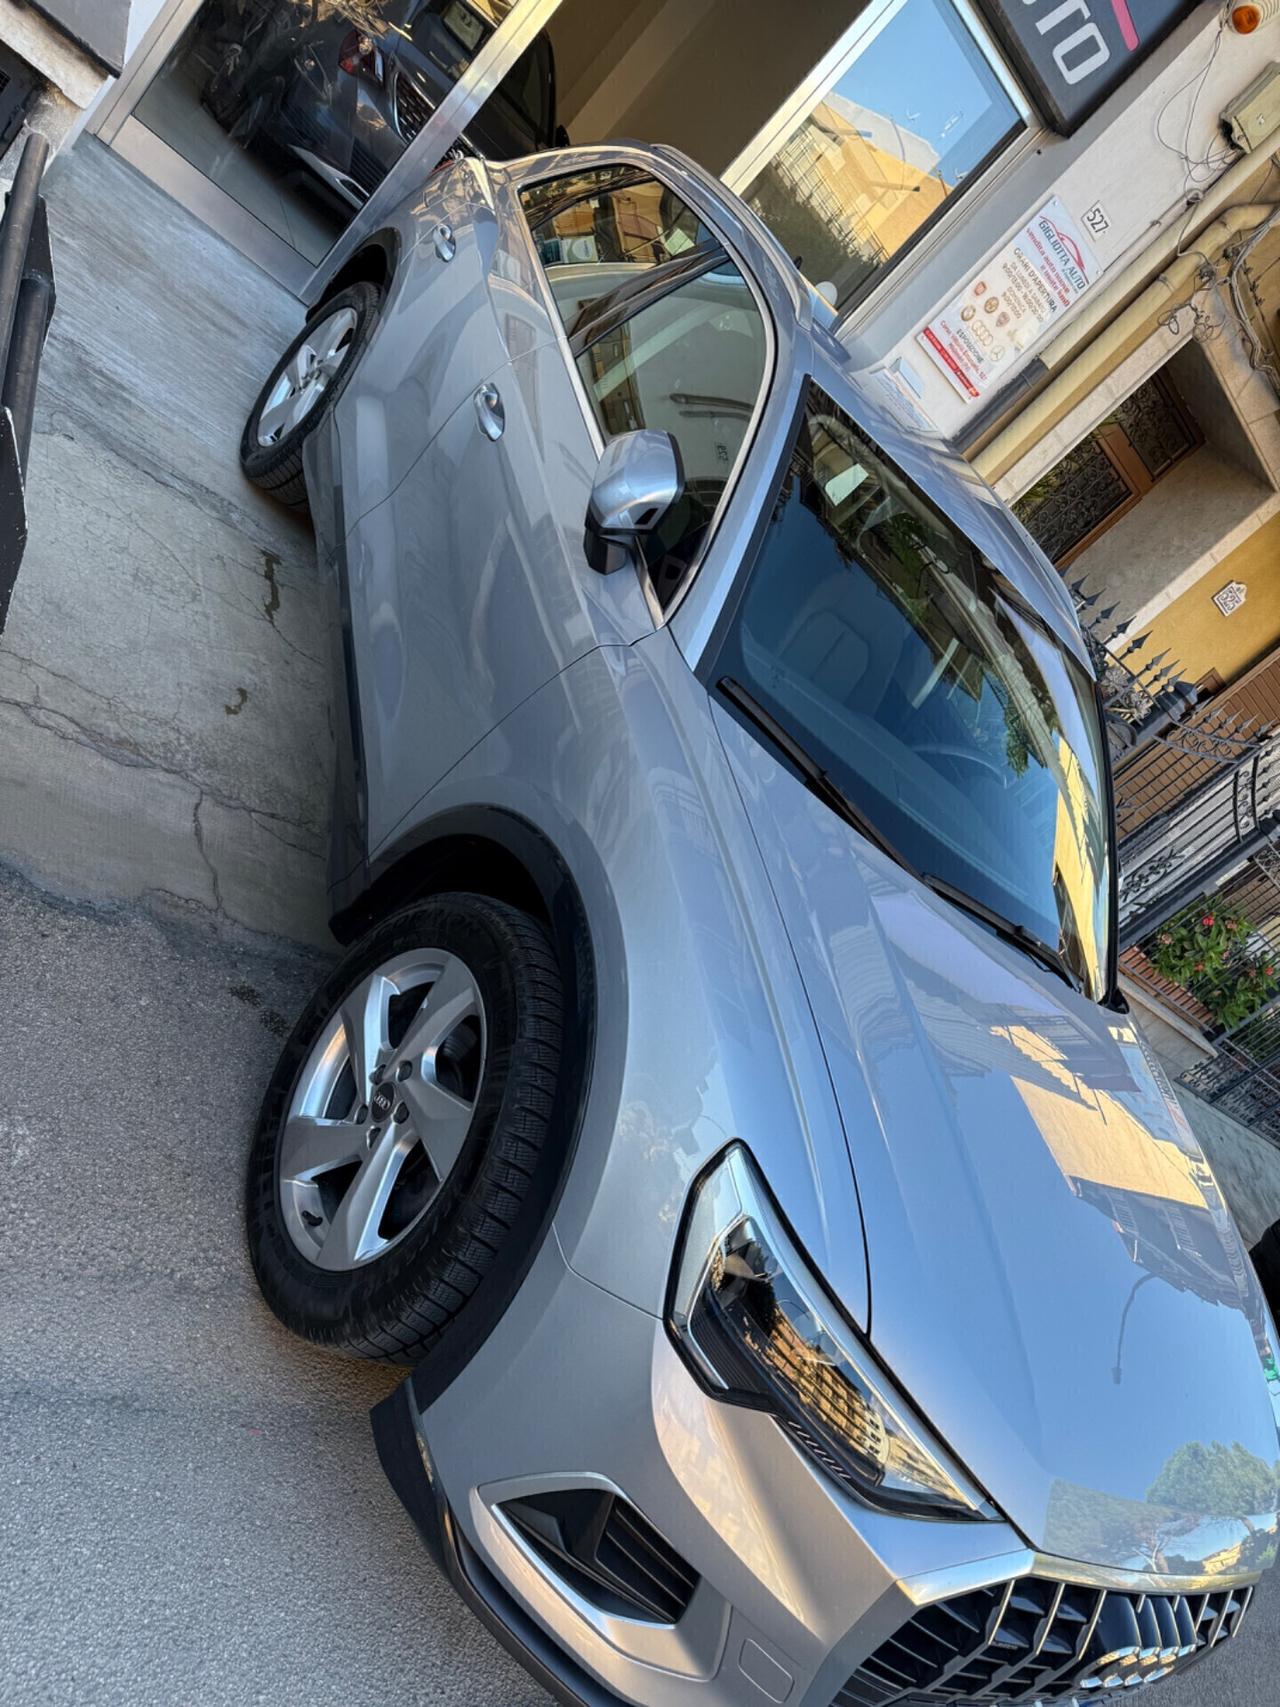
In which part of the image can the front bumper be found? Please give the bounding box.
[372,1234,1259,1707]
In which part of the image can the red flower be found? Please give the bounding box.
[1194,960,1206,972]
[1202,915,1215,928]
[1265,965,1275,977]
[1226,919,1239,931]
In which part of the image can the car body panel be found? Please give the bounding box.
[394,632,872,1329]
[714,703,1280,1577]
[338,340,653,854]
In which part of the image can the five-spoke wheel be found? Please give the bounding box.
[279,949,486,1270]
[246,893,565,1363]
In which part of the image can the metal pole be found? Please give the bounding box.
[1,196,53,475]
[0,132,49,378]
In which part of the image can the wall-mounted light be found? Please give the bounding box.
[1230,0,1278,31]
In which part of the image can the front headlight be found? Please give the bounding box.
[668,1144,998,1523]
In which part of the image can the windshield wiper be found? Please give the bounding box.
[717,679,1081,995]
[917,872,1079,993]
[717,678,921,876]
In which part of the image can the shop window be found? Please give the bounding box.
[1014,373,1202,569]
[734,0,1023,311]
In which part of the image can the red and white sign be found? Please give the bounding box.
[916,198,1101,402]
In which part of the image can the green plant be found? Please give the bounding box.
[1146,901,1279,1030]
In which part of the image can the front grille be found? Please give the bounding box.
[395,75,433,143]
[835,1574,1253,1706]
[501,1489,699,1625]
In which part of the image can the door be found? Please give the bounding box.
[343,156,771,854]
[343,333,653,853]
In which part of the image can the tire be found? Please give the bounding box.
[239,280,382,511]
[246,894,565,1363]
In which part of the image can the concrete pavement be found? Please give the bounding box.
[0,138,334,945]
[0,864,545,1707]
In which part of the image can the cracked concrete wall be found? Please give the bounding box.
[0,137,334,945]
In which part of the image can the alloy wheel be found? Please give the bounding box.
[278,948,487,1271]
[256,305,359,446]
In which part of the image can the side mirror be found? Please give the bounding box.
[584,430,684,575]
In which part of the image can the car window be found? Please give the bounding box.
[575,268,767,607]
[522,170,768,610]
[712,383,1112,1000]
[522,171,720,328]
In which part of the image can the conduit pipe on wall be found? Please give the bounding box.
[973,130,1280,484]
[975,202,1278,483]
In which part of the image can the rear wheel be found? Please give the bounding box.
[246,894,565,1362]
[239,280,381,510]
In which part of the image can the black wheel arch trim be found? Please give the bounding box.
[338,806,598,1412]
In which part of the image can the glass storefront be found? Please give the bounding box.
[106,0,1026,313]
[127,0,537,265]
[735,0,1024,311]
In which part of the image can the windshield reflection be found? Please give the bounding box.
[721,388,1112,997]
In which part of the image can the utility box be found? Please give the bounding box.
[1223,63,1280,152]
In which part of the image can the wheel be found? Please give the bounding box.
[239,280,381,511]
[246,894,565,1362]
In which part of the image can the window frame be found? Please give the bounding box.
[722,0,1030,316]
[514,156,778,627]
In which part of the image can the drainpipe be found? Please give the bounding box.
[974,146,1280,484]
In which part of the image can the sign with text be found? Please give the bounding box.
[917,198,1100,401]
[976,0,1201,134]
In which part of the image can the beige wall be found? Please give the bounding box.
[1145,513,1280,689]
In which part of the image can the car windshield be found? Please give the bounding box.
[714,385,1112,999]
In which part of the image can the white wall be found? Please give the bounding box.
[842,11,1279,441]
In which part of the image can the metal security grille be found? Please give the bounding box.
[1014,373,1199,569]
[834,1575,1252,1706]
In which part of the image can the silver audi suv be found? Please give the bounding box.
[239,143,1280,1707]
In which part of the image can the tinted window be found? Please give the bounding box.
[714,385,1112,997]
[523,170,768,609]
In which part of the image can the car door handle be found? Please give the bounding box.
[432,222,456,262]
[474,382,505,441]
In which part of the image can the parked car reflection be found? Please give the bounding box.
[197,0,561,212]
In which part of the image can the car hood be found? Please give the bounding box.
[716,708,1280,1579]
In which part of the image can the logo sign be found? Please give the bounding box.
[975,0,1201,134]
[917,197,1100,401]
[1213,580,1247,616]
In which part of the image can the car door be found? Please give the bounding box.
[347,159,772,855]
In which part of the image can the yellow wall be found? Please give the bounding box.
[1145,511,1280,687]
